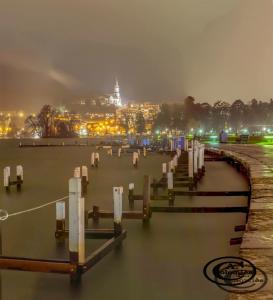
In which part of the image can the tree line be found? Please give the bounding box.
[153,97,273,133]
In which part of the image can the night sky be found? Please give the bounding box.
[0,0,272,111]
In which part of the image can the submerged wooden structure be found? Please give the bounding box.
[0,178,126,282]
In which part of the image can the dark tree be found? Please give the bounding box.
[135,111,146,134]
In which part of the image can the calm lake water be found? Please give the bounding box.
[0,139,248,300]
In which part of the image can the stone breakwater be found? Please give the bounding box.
[207,144,273,300]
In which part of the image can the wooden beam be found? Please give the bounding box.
[88,210,143,220]
[151,206,248,213]
[174,190,249,196]
[0,256,73,274]
[82,230,127,273]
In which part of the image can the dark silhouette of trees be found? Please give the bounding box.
[25,105,78,138]
[153,97,273,134]
[135,111,146,134]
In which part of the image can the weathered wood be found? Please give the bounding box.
[151,206,248,213]
[82,230,127,273]
[143,175,151,222]
[69,178,85,266]
[174,190,249,196]
[0,256,73,274]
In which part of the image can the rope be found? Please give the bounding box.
[0,195,68,221]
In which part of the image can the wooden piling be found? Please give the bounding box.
[55,201,66,240]
[16,165,23,191]
[167,172,174,206]
[3,167,10,192]
[69,178,85,282]
[142,175,151,222]
[128,183,135,209]
[113,187,123,237]
[81,166,88,195]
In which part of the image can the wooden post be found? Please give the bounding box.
[113,187,123,237]
[198,145,203,177]
[170,139,174,151]
[69,178,85,282]
[3,167,10,192]
[95,153,99,168]
[143,175,151,222]
[193,144,198,181]
[74,167,81,178]
[133,152,139,168]
[168,160,174,173]
[93,205,100,223]
[55,201,65,240]
[184,139,188,152]
[128,183,135,209]
[188,149,194,190]
[201,145,205,173]
[167,172,174,206]
[91,153,95,167]
[16,165,23,191]
[138,149,141,156]
[81,166,88,195]
[162,163,167,178]
[118,148,121,157]
[173,155,178,170]
[143,147,147,157]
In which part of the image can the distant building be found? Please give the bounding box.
[109,79,122,107]
[70,79,122,113]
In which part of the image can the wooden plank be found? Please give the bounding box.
[174,190,249,196]
[64,229,116,239]
[151,206,248,213]
[88,210,143,220]
[0,256,73,273]
[82,230,127,272]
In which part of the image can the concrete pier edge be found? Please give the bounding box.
[206,145,273,299]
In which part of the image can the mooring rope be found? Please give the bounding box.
[0,195,69,221]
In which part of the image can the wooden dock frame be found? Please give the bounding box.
[0,178,126,283]
[4,166,23,192]
[87,175,152,224]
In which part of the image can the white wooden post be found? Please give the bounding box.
[91,153,95,167]
[184,139,188,151]
[56,201,65,238]
[128,183,134,207]
[113,186,123,236]
[95,152,100,167]
[3,167,10,189]
[16,165,23,181]
[188,149,193,178]
[118,148,121,157]
[69,178,85,264]
[133,152,139,167]
[167,172,173,190]
[170,139,174,151]
[162,163,167,176]
[74,167,81,178]
[143,147,147,157]
[201,144,205,170]
[194,145,198,176]
[173,155,178,168]
[81,166,88,182]
[95,152,100,161]
[168,160,174,172]
[167,171,174,205]
[198,145,202,172]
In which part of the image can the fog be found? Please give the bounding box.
[0,0,272,110]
